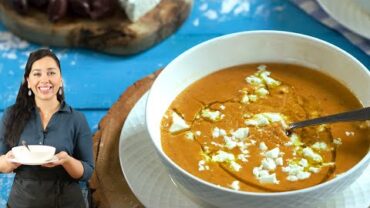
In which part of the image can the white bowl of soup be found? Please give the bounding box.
[12,145,56,163]
[355,0,370,15]
[146,31,370,208]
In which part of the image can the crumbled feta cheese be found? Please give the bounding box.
[224,136,238,149]
[245,76,263,86]
[282,162,311,182]
[345,131,355,136]
[245,113,287,128]
[255,88,269,96]
[230,181,240,191]
[237,141,247,148]
[212,151,235,162]
[259,173,279,184]
[259,72,281,88]
[201,109,224,121]
[248,94,258,102]
[253,167,263,177]
[264,77,281,88]
[333,138,342,145]
[253,146,283,184]
[262,113,283,122]
[237,154,249,162]
[311,142,328,151]
[286,175,298,181]
[211,141,224,148]
[230,161,242,172]
[262,158,277,171]
[263,113,288,128]
[239,146,250,155]
[265,147,280,159]
[232,128,249,140]
[302,147,323,162]
[169,112,190,133]
[297,171,311,180]
[220,105,226,110]
[198,160,210,171]
[212,127,227,138]
[299,158,309,167]
[241,94,250,104]
[285,133,302,147]
[257,65,267,71]
[275,157,283,166]
[282,163,304,175]
[245,114,270,126]
[245,67,281,97]
[185,132,194,140]
[259,142,268,151]
[308,167,321,173]
[258,70,271,78]
[253,166,279,184]
[195,131,202,136]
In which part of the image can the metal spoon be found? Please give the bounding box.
[22,140,31,151]
[286,107,370,136]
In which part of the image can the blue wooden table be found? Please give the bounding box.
[0,0,369,206]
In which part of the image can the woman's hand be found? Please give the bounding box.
[42,151,84,179]
[42,151,71,168]
[0,151,21,173]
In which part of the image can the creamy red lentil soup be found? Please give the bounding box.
[160,63,369,192]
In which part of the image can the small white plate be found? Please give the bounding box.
[7,156,59,166]
[119,92,370,208]
[317,0,370,39]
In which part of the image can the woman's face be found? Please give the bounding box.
[26,56,62,102]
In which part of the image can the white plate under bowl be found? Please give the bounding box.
[7,156,59,166]
[317,0,370,39]
[119,92,370,208]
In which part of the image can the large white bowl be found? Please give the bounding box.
[145,31,370,208]
[12,145,56,163]
[355,0,370,15]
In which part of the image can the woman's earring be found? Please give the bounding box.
[58,87,63,95]
[28,89,32,96]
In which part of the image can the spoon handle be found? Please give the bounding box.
[289,107,370,130]
[22,140,31,151]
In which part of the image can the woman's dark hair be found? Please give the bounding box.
[3,48,64,147]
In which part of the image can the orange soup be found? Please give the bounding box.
[160,63,369,192]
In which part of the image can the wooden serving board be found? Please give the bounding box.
[0,0,192,55]
[89,70,161,208]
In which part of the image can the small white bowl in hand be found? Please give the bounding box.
[12,145,56,163]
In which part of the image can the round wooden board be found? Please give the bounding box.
[89,70,161,208]
[0,0,192,55]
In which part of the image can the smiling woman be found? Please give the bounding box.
[26,55,63,129]
[0,48,94,208]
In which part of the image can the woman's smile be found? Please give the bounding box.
[38,85,53,94]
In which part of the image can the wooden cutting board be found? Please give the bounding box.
[89,70,161,208]
[0,0,192,55]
